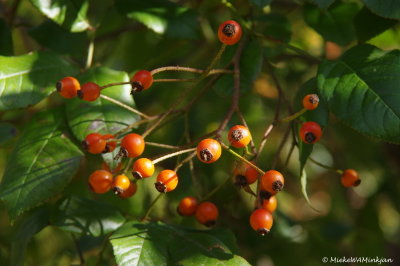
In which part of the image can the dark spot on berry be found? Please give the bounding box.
[56,81,62,92]
[132,171,143,179]
[353,179,361,187]
[308,94,319,105]
[120,147,129,157]
[235,175,248,187]
[305,132,316,143]
[222,23,236,37]
[155,182,167,193]
[77,90,84,99]
[200,149,213,162]
[259,190,272,205]
[102,143,112,153]
[257,228,270,236]
[231,129,244,142]
[272,180,284,192]
[81,140,89,150]
[113,187,123,195]
[131,81,144,94]
[204,220,216,227]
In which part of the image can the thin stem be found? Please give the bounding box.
[284,43,321,63]
[284,141,296,168]
[151,66,232,76]
[255,123,275,161]
[71,233,84,265]
[154,78,197,83]
[85,35,95,70]
[174,151,196,172]
[100,81,131,89]
[201,174,232,201]
[279,108,307,123]
[204,44,227,75]
[142,193,164,221]
[152,148,196,165]
[309,157,343,174]
[122,158,133,174]
[145,142,180,150]
[271,125,292,169]
[220,142,265,175]
[100,94,151,119]
[114,118,154,138]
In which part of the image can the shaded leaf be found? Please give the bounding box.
[362,0,400,20]
[317,44,400,143]
[0,123,18,145]
[300,169,319,211]
[250,0,272,9]
[0,109,83,220]
[0,52,79,111]
[0,18,13,56]
[310,0,335,9]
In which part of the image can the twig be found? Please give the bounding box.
[100,94,152,119]
[152,148,196,164]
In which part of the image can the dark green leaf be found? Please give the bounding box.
[0,18,13,55]
[317,44,400,143]
[0,123,18,145]
[29,0,91,32]
[300,169,319,211]
[354,7,398,42]
[310,0,335,9]
[0,52,79,111]
[11,207,50,266]
[0,109,83,220]
[52,196,125,236]
[250,0,272,9]
[363,0,400,20]
[303,2,359,45]
[110,221,250,266]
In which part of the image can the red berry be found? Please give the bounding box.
[89,170,113,194]
[197,139,222,163]
[261,170,284,195]
[177,196,198,216]
[218,20,242,45]
[119,182,137,198]
[302,94,319,110]
[228,125,251,148]
[195,202,219,227]
[234,162,259,186]
[113,174,131,195]
[262,195,277,213]
[244,162,260,185]
[120,133,145,158]
[102,134,117,153]
[250,209,273,236]
[131,70,153,92]
[132,158,155,179]
[155,170,178,193]
[300,121,322,144]
[77,82,101,102]
[82,133,107,154]
[341,169,361,188]
[56,77,80,99]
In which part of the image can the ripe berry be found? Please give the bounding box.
[119,182,137,198]
[77,82,101,102]
[120,133,145,158]
[302,94,319,110]
[299,121,322,144]
[89,170,113,194]
[195,202,218,227]
[177,196,198,216]
[228,125,251,148]
[218,20,242,45]
[155,170,178,193]
[102,134,117,153]
[262,195,277,213]
[245,163,260,185]
[56,77,80,99]
[250,208,273,236]
[261,170,284,195]
[82,133,107,154]
[234,162,259,186]
[113,174,131,195]
[341,169,361,188]
[132,158,155,179]
[197,139,222,163]
[131,70,153,93]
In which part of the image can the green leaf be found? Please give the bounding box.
[310,0,335,9]
[0,18,13,55]
[110,221,250,266]
[29,0,91,32]
[65,67,138,168]
[52,196,125,236]
[11,207,50,266]
[0,123,18,145]
[250,0,272,9]
[354,7,398,43]
[0,52,79,111]
[303,2,359,45]
[317,44,400,144]
[0,109,83,220]
[362,0,400,20]
[300,169,319,212]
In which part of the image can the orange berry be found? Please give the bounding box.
[228,125,251,148]
[77,82,101,101]
[250,208,273,236]
[302,94,319,110]
[262,196,277,213]
[113,174,131,195]
[244,162,260,185]
[177,196,198,216]
[132,158,155,179]
[89,170,113,194]
[341,169,361,188]
[102,134,117,153]
[120,133,145,158]
[131,70,153,92]
[155,170,178,193]
[261,170,284,195]
[195,202,219,227]
[197,139,222,163]
[119,182,137,198]
[299,121,322,144]
[218,20,242,45]
[82,133,107,154]
[56,77,80,99]
[325,41,342,60]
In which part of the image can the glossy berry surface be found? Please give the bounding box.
[121,133,145,158]
[250,208,273,236]
[119,182,137,198]
[197,139,222,163]
[132,158,154,179]
[300,121,322,144]
[155,170,178,193]
[341,169,361,188]
[177,196,198,216]
[234,162,259,186]
[131,70,153,92]
[302,94,319,110]
[261,170,284,195]
[102,134,117,153]
[77,82,101,102]
[218,20,242,45]
[56,77,80,99]
[262,195,277,213]
[113,174,131,195]
[82,133,107,154]
[228,125,251,148]
[89,170,113,194]
[244,163,260,185]
[195,202,219,227]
